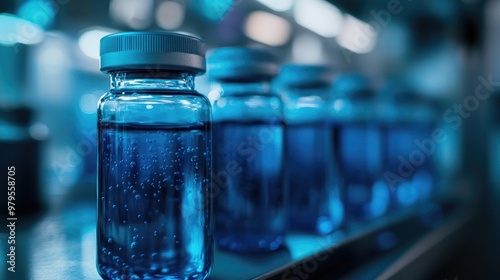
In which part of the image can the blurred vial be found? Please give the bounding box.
[0,106,44,216]
[379,84,438,208]
[274,64,344,235]
[97,32,213,280]
[329,74,389,223]
[432,99,459,198]
[208,47,286,252]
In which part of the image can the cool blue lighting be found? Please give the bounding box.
[367,180,390,218]
[413,170,433,200]
[0,13,45,46]
[196,0,234,22]
[396,181,419,206]
[18,0,55,29]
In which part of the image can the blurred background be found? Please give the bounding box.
[0,0,499,279]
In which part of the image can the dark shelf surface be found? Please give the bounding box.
[0,188,477,280]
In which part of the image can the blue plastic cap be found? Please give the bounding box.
[331,73,373,98]
[207,47,280,80]
[276,64,334,88]
[100,32,206,74]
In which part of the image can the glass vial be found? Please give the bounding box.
[207,47,286,252]
[379,83,437,209]
[97,32,213,280]
[274,64,344,235]
[330,74,389,224]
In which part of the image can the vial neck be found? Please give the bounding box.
[110,71,195,91]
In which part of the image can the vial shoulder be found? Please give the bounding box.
[98,89,212,124]
[98,90,211,107]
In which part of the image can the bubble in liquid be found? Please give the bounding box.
[131,242,137,249]
[130,161,136,168]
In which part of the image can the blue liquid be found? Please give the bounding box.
[384,123,435,207]
[286,122,344,234]
[336,123,389,221]
[97,122,212,280]
[212,120,286,252]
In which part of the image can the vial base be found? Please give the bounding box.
[215,233,286,253]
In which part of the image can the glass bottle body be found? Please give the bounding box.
[381,100,437,209]
[97,72,213,280]
[331,97,389,224]
[212,80,287,252]
[283,87,344,234]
